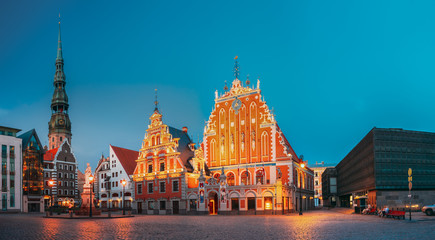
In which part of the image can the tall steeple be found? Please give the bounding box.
[48,18,72,150]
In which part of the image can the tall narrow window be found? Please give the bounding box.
[227,172,235,186]
[241,171,250,185]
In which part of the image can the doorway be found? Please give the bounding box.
[231,198,239,211]
[137,202,142,214]
[172,201,179,214]
[208,192,218,215]
[2,194,7,211]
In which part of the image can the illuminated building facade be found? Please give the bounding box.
[18,129,44,212]
[185,59,314,214]
[96,145,138,210]
[133,102,195,215]
[309,162,335,207]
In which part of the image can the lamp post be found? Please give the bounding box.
[299,162,305,216]
[48,180,54,215]
[121,179,127,215]
[89,175,94,218]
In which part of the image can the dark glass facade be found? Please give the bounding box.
[22,135,43,196]
[336,128,435,208]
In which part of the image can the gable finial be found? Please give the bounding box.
[233,56,239,80]
[246,74,250,86]
[223,80,228,91]
[154,89,159,112]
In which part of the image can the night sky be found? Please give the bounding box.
[2,0,435,171]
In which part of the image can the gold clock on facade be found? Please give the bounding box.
[58,119,65,125]
[232,97,242,114]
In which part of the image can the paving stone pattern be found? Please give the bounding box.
[0,210,433,240]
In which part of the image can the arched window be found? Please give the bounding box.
[241,171,250,185]
[256,170,264,184]
[214,173,220,183]
[261,132,269,157]
[156,134,161,145]
[227,172,235,186]
[210,139,216,163]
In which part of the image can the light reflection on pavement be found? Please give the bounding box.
[0,210,433,240]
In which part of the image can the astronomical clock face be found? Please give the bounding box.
[231,97,242,113]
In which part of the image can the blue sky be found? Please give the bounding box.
[1,0,435,171]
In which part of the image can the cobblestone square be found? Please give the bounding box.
[1,210,434,240]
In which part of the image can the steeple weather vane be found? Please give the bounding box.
[233,56,239,80]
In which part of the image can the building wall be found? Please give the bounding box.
[43,140,78,207]
[106,147,135,209]
[336,130,375,196]
[336,128,435,209]
[0,134,23,212]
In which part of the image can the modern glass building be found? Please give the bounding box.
[18,129,44,212]
[336,128,435,209]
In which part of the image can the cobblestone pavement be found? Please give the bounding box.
[0,210,434,240]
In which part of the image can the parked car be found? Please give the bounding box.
[422,204,435,216]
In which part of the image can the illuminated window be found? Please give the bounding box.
[241,171,250,185]
[227,172,235,186]
[214,173,220,183]
[256,171,264,184]
[264,197,272,210]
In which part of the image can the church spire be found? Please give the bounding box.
[48,17,71,150]
[57,14,63,60]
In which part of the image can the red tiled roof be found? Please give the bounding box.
[43,147,59,161]
[110,145,139,175]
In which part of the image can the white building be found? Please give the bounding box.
[309,162,335,207]
[0,126,23,212]
[96,145,138,211]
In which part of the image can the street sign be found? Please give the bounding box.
[409,182,412,190]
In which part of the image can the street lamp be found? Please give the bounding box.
[121,179,127,215]
[89,175,94,218]
[299,162,305,216]
[48,180,54,215]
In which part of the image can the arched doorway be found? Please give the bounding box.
[208,191,218,215]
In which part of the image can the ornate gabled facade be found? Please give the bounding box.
[185,58,314,214]
[48,20,71,150]
[132,103,195,214]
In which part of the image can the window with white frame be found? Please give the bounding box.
[137,183,143,194]
[148,182,153,193]
[172,180,179,192]
[159,181,165,193]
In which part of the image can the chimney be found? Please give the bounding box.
[182,126,188,133]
